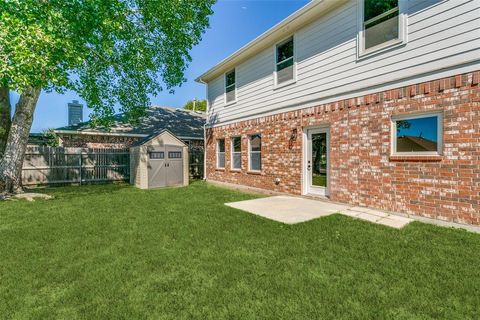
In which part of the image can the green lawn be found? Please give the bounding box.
[1,182,479,319]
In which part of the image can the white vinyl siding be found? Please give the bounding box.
[206,0,480,126]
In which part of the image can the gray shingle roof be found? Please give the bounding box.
[55,106,206,140]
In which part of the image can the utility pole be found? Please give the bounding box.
[193,98,197,112]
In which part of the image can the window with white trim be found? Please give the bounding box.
[225,69,236,104]
[249,134,261,171]
[275,37,295,85]
[359,0,406,55]
[217,139,225,168]
[392,113,443,156]
[231,137,241,170]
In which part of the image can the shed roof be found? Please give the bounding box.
[55,106,206,140]
[131,129,187,147]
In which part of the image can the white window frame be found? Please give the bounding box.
[231,136,242,170]
[224,68,237,106]
[216,138,225,169]
[357,0,408,59]
[273,35,297,89]
[248,134,262,172]
[149,151,165,160]
[391,112,443,156]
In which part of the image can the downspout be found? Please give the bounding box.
[198,77,208,181]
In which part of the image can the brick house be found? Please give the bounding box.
[196,0,480,225]
[54,106,206,149]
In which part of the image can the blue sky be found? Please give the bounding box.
[11,0,309,133]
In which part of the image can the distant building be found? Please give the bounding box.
[68,100,83,126]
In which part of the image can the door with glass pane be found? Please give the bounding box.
[306,128,329,196]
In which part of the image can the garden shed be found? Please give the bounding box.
[130,130,189,189]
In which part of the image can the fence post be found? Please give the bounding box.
[79,150,83,185]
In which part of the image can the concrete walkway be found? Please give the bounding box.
[225,196,413,229]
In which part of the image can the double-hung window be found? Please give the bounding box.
[217,139,225,168]
[392,113,443,156]
[249,134,261,171]
[360,0,406,56]
[225,69,236,104]
[231,137,241,170]
[275,37,295,85]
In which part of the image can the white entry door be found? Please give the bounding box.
[305,128,329,196]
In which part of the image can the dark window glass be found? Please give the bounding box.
[276,38,294,67]
[364,0,399,50]
[218,139,225,152]
[396,116,439,153]
[149,152,164,159]
[168,151,182,159]
[364,0,398,21]
[232,137,241,152]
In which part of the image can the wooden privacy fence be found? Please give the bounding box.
[22,146,130,186]
[189,146,204,180]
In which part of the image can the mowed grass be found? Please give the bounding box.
[0,182,479,319]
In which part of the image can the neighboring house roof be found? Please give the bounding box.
[131,129,187,147]
[54,106,206,140]
[397,136,437,152]
[195,0,347,83]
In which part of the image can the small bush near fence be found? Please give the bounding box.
[20,145,204,186]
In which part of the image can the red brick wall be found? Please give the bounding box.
[206,71,480,225]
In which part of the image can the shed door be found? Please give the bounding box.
[147,149,166,188]
[166,146,184,186]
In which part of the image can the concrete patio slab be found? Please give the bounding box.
[225,196,414,229]
[225,196,351,224]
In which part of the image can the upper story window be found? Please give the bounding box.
[359,0,407,57]
[225,69,236,104]
[217,138,225,168]
[392,113,443,156]
[275,37,295,86]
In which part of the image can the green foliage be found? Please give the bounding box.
[0,182,479,318]
[183,99,207,112]
[41,128,59,147]
[0,0,215,125]
[364,0,398,21]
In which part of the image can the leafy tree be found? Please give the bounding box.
[183,99,207,112]
[42,129,60,147]
[0,0,215,194]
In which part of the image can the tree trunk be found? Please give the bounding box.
[0,87,41,194]
[0,87,11,155]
